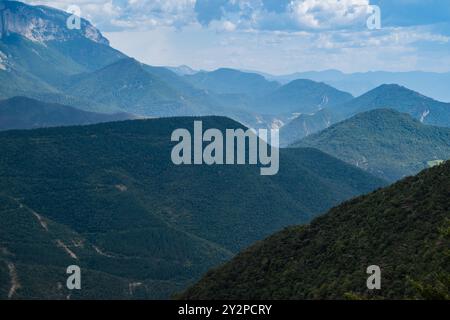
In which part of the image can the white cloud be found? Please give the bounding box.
[104,23,450,74]
[25,0,198,31]
[287,0,371,30]
[193,0,375,32]
[24,0,375,32]
[21,0,450,73]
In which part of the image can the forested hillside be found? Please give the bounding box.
[181,161,450,300]
[0,117,385,299]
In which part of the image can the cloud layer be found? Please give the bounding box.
[195,0,374,32]
[21,0,450,73]
[24,0,450,33]
[25,0,380,31]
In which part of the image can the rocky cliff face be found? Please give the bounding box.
[0,1,108,45]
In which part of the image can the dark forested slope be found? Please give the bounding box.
[0,117,384,299]
[181,161,450,300]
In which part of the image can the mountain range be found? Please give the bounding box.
[1,0,449,301]
[0,1,288,130]
[182,69,358,133]
[280,84,450,146]
[180,160,450,300]
[0,2,224,116]
[263,69,450,103]
[185,68,280,98]
[3,0,450,141]
[256,79,353,115]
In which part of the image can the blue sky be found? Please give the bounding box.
[24,0,450,74]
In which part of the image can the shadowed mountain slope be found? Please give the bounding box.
[180,161,450,300]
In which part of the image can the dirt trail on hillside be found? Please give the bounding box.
[31,210,49,231]
[10,197,49,232]
[7,263,20,299]
[92,245,115,258]
[56,240,78,260]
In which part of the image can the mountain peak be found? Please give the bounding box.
[370,83,425,97]
[212,68,264,78]
[0,0,109,45]
[285,78,333,89]
[259,78,353,114]
[376,83,404,89]
[353,83,439,107]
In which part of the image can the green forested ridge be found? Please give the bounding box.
[0,117,384,299]
[180,161,450,300]
[279,84,450,146]
[292,109,450,181]
[280,109,334,146]
[333,84,450,128]
[0,96,134,131]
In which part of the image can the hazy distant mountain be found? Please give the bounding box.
[0,1,411,135]
[335,84,450,128]
[0,1,222,119]
[180,160,450,300]
[257,79,353,115]
[0,117,385,299]
[62,58,280,130]
[280,109,334,146]
[184,69,354,119]
[0,96,134,131]
[0,1,255,123]
[280,84,450,146]
[265,69,450,103]
[185,68,280,97]
[0,2,289,129]
[183,68,348,126]
[292,109,450,181]
[184,68,281,117]
[64,58,196,116]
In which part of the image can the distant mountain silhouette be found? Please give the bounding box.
[0,96,134,131]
